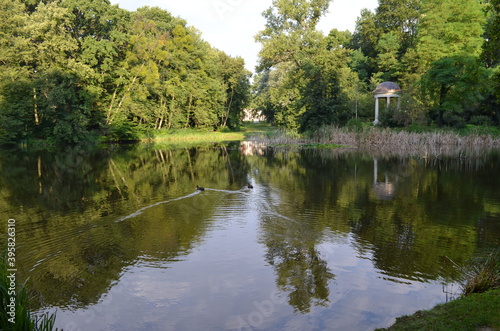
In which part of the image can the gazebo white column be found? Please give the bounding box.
[374,94,397,125]
[372,82,402,125]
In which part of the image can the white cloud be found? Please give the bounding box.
[110,0,379,72]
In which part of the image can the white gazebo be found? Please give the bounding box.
[372,82,402,125]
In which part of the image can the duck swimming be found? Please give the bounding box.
[196,185,205,191]
[247,183,253,189]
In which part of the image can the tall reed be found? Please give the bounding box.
[312,126,500,157]
[1,250,58,330]
[459,251,500,296]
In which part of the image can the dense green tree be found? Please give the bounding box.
[253,63,305,130]
[216,52,251,129]
[375,0,420,56]
[414,0,486,73]
[0,0,30,144]
[106,8,169,125]
[351,9,379,62]
[0,1,249,145]
[254,0,360,130]
[255,0,330,70]
[409,0,487,126]
[482,0,500,123]
[374,32,401,82]
[421,56,490,127]
[483,0,500,68]
[299,31,359,128]
[61,0,130,128]
[0,0,29,81]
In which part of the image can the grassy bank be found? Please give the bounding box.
[139,128,245,143]
[377,289,500,331]
[379,252,500,330]
[135,122,277,144]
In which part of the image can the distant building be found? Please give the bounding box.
[243,109,266,122]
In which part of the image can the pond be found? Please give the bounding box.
[1,143,499,330]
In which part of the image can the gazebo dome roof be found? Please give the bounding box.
[373,81,402,95]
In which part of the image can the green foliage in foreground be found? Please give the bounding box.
[0,250,57,330]
[378,289,500,331]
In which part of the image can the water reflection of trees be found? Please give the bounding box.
[0,143,252,308]
[250,148,500,285]
[260,215,334,313]
[0,145,498,311]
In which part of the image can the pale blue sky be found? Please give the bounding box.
[110,0,379,72]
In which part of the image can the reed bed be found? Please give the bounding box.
[249,128,310,146]
[312,126,500,158]
[460,252,500,295]
[448,251,500,296]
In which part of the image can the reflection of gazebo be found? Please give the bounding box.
[373,82,402,125]
[373,158,397,200]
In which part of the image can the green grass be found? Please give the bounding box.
[404,123,500,137]
[240,122,277,136]
[136,122,278,144]
[377,289,500,331]
[381,252,500,331]
[139,128,245,143]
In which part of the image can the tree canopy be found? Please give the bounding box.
[1,0,499,146]
[0,0,250,145]
[254,0,499,130]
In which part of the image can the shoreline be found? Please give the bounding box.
[377,289,500,330]
[3,123,500,158]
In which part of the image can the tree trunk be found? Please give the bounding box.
[107,62,145,124]
[185,94,193,128]
[33,88,39,125]
[222,88,234,128]
[438,84,449,127]
[168,94,175,129]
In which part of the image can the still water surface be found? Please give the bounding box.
[1,143,499,330]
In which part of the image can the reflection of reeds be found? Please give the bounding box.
[313,126,500,157]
